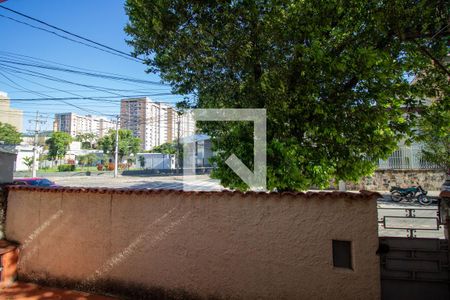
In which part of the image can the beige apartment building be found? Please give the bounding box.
[53,113,115,137]
[120,97,195,150]
[0,91,23,132]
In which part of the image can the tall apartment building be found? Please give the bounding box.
[0,91,23,132]
[120,97,195,150]
[53,113,115,137]
[179,110,196,139]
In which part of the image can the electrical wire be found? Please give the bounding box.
[0,5,144,62]
[0,70,106,115]
[0,13,140,63]
[0,51,165,90]
[0,59,167,86]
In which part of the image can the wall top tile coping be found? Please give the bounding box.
[4,185,381,201]
[440,190,450,198]
[0,239,18,256]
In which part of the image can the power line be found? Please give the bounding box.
[0,5,144,62]
[0,68,122,110]
[0,52,183,108]
[0,69,106,116]
[6,94,178,102]
[1,87,170,93]
[0,62,183,101]
[0,51,164,89]
[0,109,37,116]
[0,63,126,96]
[0,58,167,86]
[0,68,128,105]
[0,13,140,63]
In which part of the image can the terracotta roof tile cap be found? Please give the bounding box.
[4,185,381,200]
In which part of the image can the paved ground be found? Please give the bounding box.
[0,282,116,300]
[47,174,224,191]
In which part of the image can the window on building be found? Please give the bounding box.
[332,240,352,269]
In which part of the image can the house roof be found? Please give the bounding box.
[0,144,17,155]
[180,134,210,143]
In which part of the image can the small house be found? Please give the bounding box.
[0,146,17,184]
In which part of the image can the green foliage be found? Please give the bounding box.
[22,156,34,171]
[126,0,449,191]
[46,132,73,161]
[416,99,450,171]
[76,133,97,149]
[97,129,141,160]
[149,142,177,154]
[38,154,48,162]
[57,164,76,172]
[78,154,88,166]
[0,122,22,145]
[78,153,98,167]
[138,155,146,168]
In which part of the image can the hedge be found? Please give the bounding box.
[57,164,76,172]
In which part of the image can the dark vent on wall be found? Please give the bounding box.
[332,240,352,269]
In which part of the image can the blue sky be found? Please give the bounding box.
[0,0,182,132]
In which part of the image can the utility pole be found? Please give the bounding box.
[29,111,46,178]
[114,115,120,178]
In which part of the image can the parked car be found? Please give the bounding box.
[13,178,58,187]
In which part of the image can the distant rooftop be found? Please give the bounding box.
[0,144,17,154]
[121,96,174,107]
[180,134,210,143]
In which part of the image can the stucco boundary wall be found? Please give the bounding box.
[4,187,381,299]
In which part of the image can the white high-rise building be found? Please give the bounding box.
[179,110,196,139]
[0,91,23,132]
[120,97,195,150]
[53,113,115,137]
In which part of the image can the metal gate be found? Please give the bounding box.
[379,237,449,300]
[378,202,449,299]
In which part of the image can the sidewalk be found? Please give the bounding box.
[0,282,117,300]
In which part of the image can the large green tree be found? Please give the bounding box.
[77,153,99,169]
[416,99,450,172]
[75,133,97,149]
[0,122,21,145]
[125,0,449,191]
[98,129,141,161]
[46,132,73,161]
[149,142,177,154]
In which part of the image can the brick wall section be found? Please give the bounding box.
[0,186,7,240]
[346,169,446,191]
[0,240,19,288]
[4,187,381,299]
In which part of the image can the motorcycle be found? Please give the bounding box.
[390,185,432,205]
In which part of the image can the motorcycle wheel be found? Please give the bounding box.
[418,194,432,206]
[391,191,402,202]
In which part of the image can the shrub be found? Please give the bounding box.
[58,164,76,172]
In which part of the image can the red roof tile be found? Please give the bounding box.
[4,185,381,200]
